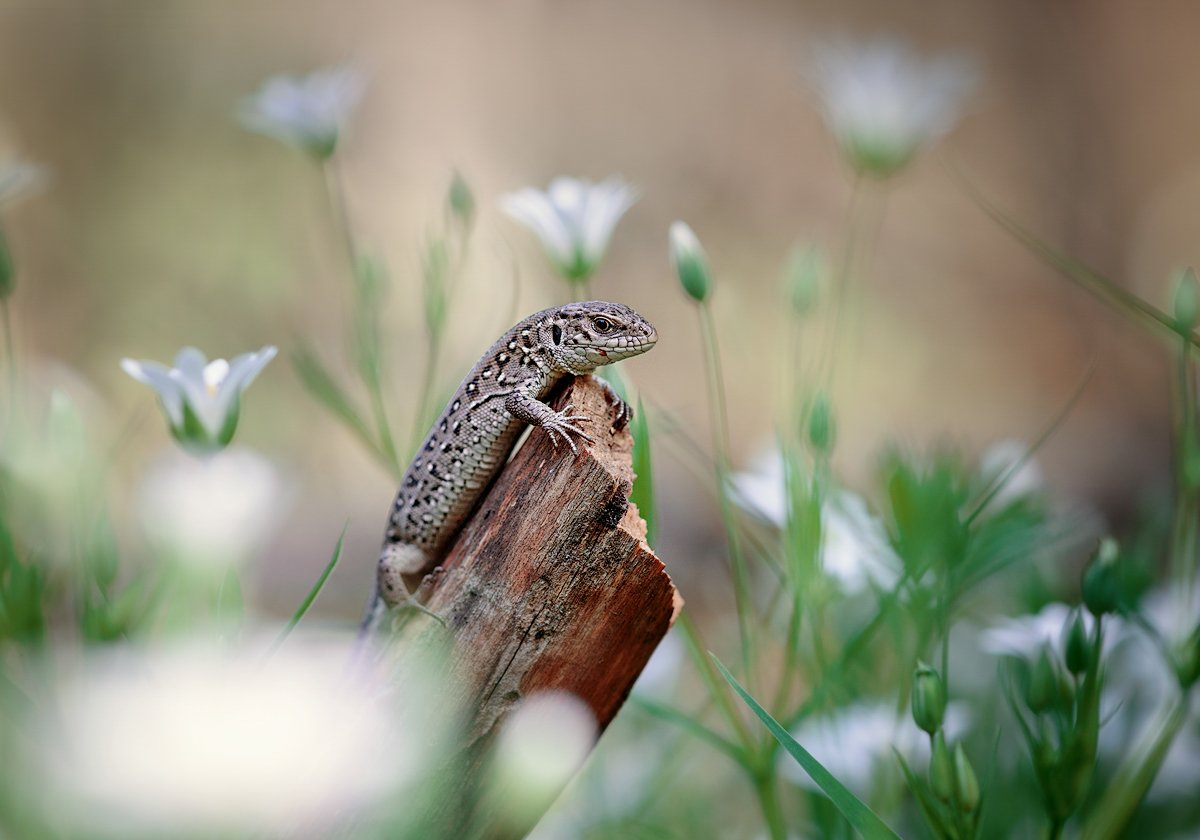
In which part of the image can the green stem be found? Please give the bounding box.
[698,301,757,682]
[1,296,15,402]
[1171,329,1199,619]
[676,610,755,751]
[322,160,402,475]
[410,330,443,452]
[753,765,788,840]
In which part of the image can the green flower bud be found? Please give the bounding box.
[1174,267,1200,332]
[807,393,836,456]
[669,221,712,303]
[1064,611,1091,675]
[953,743,980,813]
[0,227,13,300]
[912,660,947,735]
[1027,647,1058,714]
[448,170,475,230]
[1082,538,1121,616]
[1174,624,1200,689]
[784,245,823,315]
[929,730,954,802]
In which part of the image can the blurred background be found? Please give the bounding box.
[0,0,1192,620]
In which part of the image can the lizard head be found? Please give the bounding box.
[545,301,658,375]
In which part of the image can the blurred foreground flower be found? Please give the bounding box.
[489,691,597,833]
[732,447,901,593]
[805,36,977,178]
[137,447,287,574]
[27,636,416,838]
[239,66,365,159]
[501,176,636,284]
[121,345,276,452]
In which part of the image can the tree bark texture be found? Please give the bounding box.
[391,374,681,837]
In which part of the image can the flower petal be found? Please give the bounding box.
[121,359,185,428]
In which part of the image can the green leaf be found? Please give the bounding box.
[268,524,346,655]
[630,396,656,545]
[713,655,903,840]
[291,346,382,458]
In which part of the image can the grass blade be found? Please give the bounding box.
[268,523,347,655]
[629,694,745,764]
[953,164,1198,348]
[713,655,903,840]
[630,396,656,545]
[291,346,384,462]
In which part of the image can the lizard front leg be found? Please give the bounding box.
[505,388,595,454]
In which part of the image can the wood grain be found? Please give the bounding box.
[388,374,680,836]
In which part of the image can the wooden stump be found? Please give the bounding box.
[388,374,681,836]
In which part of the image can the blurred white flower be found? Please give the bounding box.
[804,36,978,178]
[732,446,900,593]
[29,636,415,838]
[490,691,597,831]
[239,66,365,159]
[121,345,276,452]
[979,439,1044,510]
[979,602,1089,660]
[501,176,637,283]
[137,447,287,572]
[780,701,970,797]
[0,158,46,206]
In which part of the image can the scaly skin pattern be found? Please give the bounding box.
[361,301,658,632]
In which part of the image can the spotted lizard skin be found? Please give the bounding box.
[360,301,657,632]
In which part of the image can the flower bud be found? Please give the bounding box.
[953,743,980,813]
[0,227,13,300]
[1027,647,1058,714]
[784,245,823,315]
[1175,624,1200,689]
[929,730,954,802]
[807,393,836,456]
[669,221,712,303]
[1082,538,1121,616]
[1174,267,1200,332]
[1063,611,1091,675]
[911,660,946,735]
[447,170,475,230]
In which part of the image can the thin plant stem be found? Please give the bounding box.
[698,301,757,683]
[752,767,787,840]
[410,331,442,452]
[322,160,402,474]
[1171,329,1199,621]
[1,297,15,402]
[677,610,754,750]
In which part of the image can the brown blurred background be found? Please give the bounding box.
[0,1,1193,619]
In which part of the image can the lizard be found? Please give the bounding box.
[359,300,658,637]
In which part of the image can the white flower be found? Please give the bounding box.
[239,66,365,159]
[501,176,637,283]
[121,345,276,451]
[979,602,1092,660]
[780,701,971,797]
[731,446,901,593]
[489,691,597,831]
[27,636,417,838]
[0,158,46,206]
[137,447,287,573]
[805,36,978,178]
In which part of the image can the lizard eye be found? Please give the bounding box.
[592,317,613,333]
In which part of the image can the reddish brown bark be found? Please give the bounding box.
[390,374,680,836]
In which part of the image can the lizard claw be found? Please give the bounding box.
[542,406,595,455]
[596,378,634,431]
